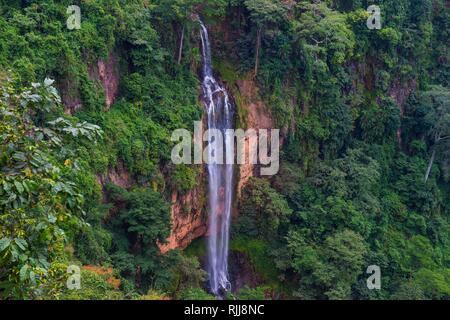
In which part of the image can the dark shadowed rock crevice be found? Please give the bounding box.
[389,78,417,148]
[228,250,265,293]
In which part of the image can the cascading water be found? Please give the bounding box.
[199,21,234,296]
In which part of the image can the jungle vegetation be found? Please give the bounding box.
[0,0,448,300]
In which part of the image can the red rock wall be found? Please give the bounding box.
[159,182,208,253]
[62,51,119,114]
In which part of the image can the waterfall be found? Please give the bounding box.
[199,21,234,296]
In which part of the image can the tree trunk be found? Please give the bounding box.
[177,25,185,65]
[424,149,436,183]
[254,26,262,77]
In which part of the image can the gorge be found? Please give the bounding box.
[0,0,448,301]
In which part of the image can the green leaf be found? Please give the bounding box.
[53,182,64,193]
[12,152,27,162]
[3,181,11,192]
[44,78,55,87]
[29,271,36,285]
[21,180,30,193]
[35,222,46,231]
[0,238,11,251]
[38,257,50,269]
[19,264,29,281]
[14,238,27,250]
[48,215,57,223]
[14,181,24,194]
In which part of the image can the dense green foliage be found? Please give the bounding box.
[0,77,102,298]
[0,0,448,300]
[232,0,449,299]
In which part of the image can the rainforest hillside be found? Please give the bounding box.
[0,0,449,300]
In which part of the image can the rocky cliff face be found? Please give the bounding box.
[93,52,120,109]
[158,181,208,253]
[159,73,276,252]
[389,78,417,148]
[96,160,133,190]
[81,49,274,253]
[159,118,208,253]
[62,51,120,114]
[235,75,274,199]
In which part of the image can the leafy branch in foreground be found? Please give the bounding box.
[0,76,102,298]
